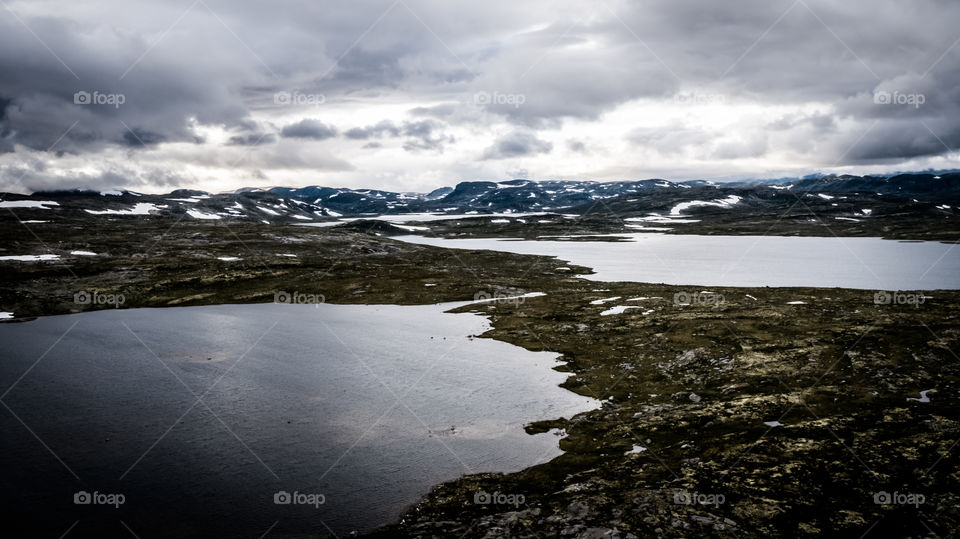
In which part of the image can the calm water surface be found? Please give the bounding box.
[0,302,596,537]
[398,234,960,289]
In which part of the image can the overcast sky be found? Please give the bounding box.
[1,0,958,193]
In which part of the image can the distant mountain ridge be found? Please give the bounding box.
[5,172,957,223]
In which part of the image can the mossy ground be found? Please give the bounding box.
[1,214,957,537]
[379,286,958,537]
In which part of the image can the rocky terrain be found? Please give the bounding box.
[0,216,589,319]
[374,284,959,538]
[0,182,957,537]
[3,173,957,245]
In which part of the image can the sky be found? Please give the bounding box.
[0,0,958,194]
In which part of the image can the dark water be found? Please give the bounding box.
[0,302,596,537]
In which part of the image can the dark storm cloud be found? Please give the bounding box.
[122,128,167,148]
[831,71,960,161]
[227,133,278,146]
[0,12,256,156]
[281,119,338,140]
[846,122,960,162]
[0,0,958,192]
[481,131,553,160]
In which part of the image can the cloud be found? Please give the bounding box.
[0,0,958,192]
[344,121,402,140]
[566,139,587,153]
[409,103,459,118]
[400,120,453,152]
[344,119,452,152]
[281,119,338,140]
[481,131,553,160]
[0,12,257,156]
[227,133,278,146]
[1,160,192,194]
[626,124,716,156]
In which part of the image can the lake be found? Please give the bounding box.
[0,302,596,537]
[397,233,960,290]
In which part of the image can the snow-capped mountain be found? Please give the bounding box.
[1,173,956,224]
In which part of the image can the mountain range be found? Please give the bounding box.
[1,173,957,224]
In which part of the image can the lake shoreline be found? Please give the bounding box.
[372,282,960,538]
[2,219,958,537]
[0,301,597,536]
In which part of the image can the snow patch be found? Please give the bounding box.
[670,195,742,216]
[0,200,59,209]
[187,209,222,220]
[0,254,61,262]
[626,214,700,224]
[625,224,674,231]
[907,390,933,403]
[86,203,162,215]
[392,224,430,232]
[295,221,343,228]
[600,305,640,316]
